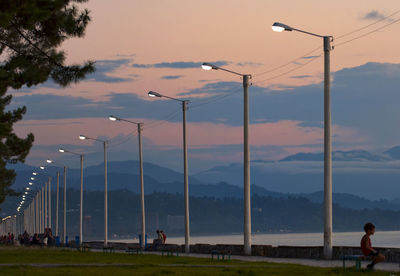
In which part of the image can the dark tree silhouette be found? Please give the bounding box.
[0,0,95,204]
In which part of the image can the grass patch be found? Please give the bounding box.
[0,246,394,275]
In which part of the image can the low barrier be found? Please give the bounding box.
[83,241,400,262]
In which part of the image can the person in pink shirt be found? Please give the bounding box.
[360,223,385,269]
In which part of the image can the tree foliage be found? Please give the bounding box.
[0,0,95,204]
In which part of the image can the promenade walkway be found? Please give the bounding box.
[152,251,400,272]
[84,248,399,272]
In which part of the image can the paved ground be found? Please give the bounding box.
[89,248,400,272]
[58,247,400,272]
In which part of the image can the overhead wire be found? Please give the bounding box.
[335,17,400,48]
[252,53,322,86]
[335,9,400,40]
[144,110,182,130]
[144,108,181,127]
[253,46,321,78]
[145,109,182,128]
[190,83,243,109]
[108,129,138,148]
[251,10,400,83]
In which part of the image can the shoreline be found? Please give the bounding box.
[107,230,400,248]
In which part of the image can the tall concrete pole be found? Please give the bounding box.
[34,194,37,233]
[79,155,84,246]
[63,167,67,244]
[44,182,48,229]
[30,204,32,233]
[32,202,34,234]
[243,74,252,256]
[56,172,60,237]
[182,100,190,253]
[41,187,44,232]
[104,141,108,247]
[29,203,33,234]
[323,36,333,259]
[138,123,146,249]
[48,177,52,230]
[35,193,39,233]
[23,209,26,232]
[37,189,42,234]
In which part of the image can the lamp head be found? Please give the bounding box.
[79,135,87,140]
[109,115,118,121]
[32,172,38,175]
[28,182,33,185]
[272,22,293,32]
[39,166,45,170]
[148,91,162,98]
[26,187,30,190]
[201,62,219,70]
[59,148,65,153]
[46,159,54,164]
[30,177,35,180]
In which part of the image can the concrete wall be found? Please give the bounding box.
[83,241,400,262]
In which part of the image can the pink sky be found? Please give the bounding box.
[10,0,400,171]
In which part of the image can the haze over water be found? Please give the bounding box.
[113,231,400,248]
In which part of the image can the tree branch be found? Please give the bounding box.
[10,21,64,67]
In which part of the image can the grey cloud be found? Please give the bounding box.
[11,62,400,148]
[236,62,264,67]
[301,55,320,60]
[362,10,386,20]
[161,75,184,80]
[178,81,241,96]
[11,58,135,92]
[88,59,133,83]
[115,53,136,57]
[133,61,229,69]
[290,75,313,79]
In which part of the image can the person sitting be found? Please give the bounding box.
[22,231,30,246]
[361,222,385,270]
[160,230,166,244]
[32,234,40,245]
[152,230,163,251]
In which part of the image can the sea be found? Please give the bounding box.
[111,231,400,248]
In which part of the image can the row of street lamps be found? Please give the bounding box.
[9,22,333,258]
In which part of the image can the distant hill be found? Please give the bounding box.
[7,158,400,211]
[193,154,400,200]
[279,150,389,162]
[384,146,400,160]
[299,191,400,211]
[8,160,201,190]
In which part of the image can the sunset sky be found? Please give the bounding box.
[10,0,400,173]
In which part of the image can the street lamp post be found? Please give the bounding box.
[63,166,67,245]
[201,63,252,256]
[272,22,333,259]
[109,115,146,249]
[55,172,59,237]
[79,135,109,247]
[44,181,48,229]
[148,91,191,253]
[48,176,51,230]
[59,148,84,246]
[45,159,63,240]
[41,186,44,232]
[35,192,39,233]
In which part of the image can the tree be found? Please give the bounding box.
[0,0,95,204]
